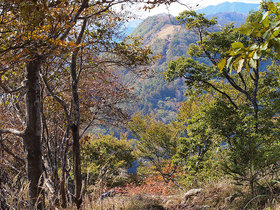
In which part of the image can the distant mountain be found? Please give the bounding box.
[131,14,196,63]
[207,11,247,27]
[131,11,247,69]
[126,3,255,121]
[127,14,190,121]
[123,19,143,36]
[124,2,255,36]
[196,1,259,15]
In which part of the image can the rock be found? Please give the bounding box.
[165,199,179,208]
[184,188,203,200]
[143,204,165,210]
[192,195,200,203]
[194,205,209,210]
[165,200,174,208]
[225,195,235,204]
[133,193,143,201]
[99,190,117,200]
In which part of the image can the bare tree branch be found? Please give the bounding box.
[0,128,24,137]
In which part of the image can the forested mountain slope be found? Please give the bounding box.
[127,9,247,121]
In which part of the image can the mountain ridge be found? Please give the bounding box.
[196,1,259,15]
[125,2,260,35]
[125,3,254,121]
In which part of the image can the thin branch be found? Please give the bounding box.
[198,29,218,66]
[0,140,25,165]
[59,0,89,41]
[79,111,98,139]
[197,26,253,106]
[252,63,259,128]
[0,128,24,136]
[0,81,26,93]
[14,101,25,125]
[238,72,247,91]
[184,75,238,109]
[41,74,70,124]
[223,70,253,102]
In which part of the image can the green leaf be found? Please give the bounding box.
[249,58,257,69]
[253,51,260,60]
[237,59,244,73]
[261,11,270,23]
[229,63,233,73]
[263,29,271,40]
[272,27,280,37]
[245,61,250,73]
[262,17,270,28]
[232,42,245,49]
[260,42,268,51]
[226,56,233,69]
[270,20,280,29]
[239,25,252,35]
[250,44,258,51]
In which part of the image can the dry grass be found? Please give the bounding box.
[78,179,280,210]
[81,194,164,210]
[156,25,181,40]
[3,177,280,209]
[77,180,233,210]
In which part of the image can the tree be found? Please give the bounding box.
[219,2,280,73]
[41,9,159,208]
[0,1,83,208]
[165,10,280,195]
[175,93,223,186]
[81,133,136,188]
[0,0,177,208]
[128,113,185,189]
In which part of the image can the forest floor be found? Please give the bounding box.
[78,180,280,210]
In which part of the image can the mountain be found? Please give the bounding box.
[128,14,192,121]
[123,19,143,36]
[207,11,247,27]
[124,2,254,36]
[131,14,197,65]
[196,1,259,15]
[126,3,255,121]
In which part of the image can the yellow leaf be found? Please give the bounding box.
[218,58,226,71]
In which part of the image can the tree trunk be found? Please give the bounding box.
[60,129,70,208]
[71,52,82,209]
[71,123,82,208]
[70,19,86,209]
[23,58,44,209]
